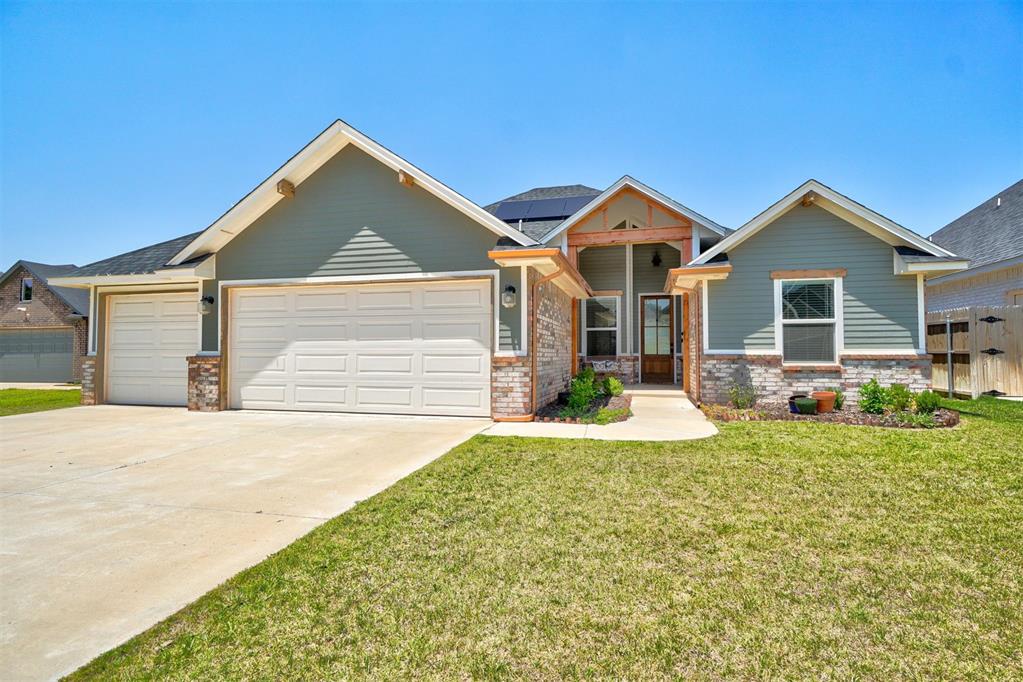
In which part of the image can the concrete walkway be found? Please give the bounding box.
[483,385,717,441]
[0,406,488,681]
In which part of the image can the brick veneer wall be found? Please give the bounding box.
[80,356,97,405]
[492,355,531,418]
[700,353,932,406]
[187,355,223,411]
[534,277,574,409]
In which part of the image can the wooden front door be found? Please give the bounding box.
[641,295,674,383]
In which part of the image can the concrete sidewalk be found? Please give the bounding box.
[483,385,717,441]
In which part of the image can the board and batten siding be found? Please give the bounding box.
[202,145,521,352]
[706,204,919,351]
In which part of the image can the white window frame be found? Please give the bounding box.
[774,276,844,365]
[581,295,621,356]
[20,277,32,302]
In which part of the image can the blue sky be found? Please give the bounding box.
[2,1,1020,266]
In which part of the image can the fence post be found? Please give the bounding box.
[945,313,953,398]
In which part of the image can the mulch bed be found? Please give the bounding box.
[701,403,960,429]
[536,394,633,424]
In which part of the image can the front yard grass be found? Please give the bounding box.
[0,388,81,416]
[70,398,1021,680]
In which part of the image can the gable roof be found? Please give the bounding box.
[70,231,205,277]
[1,260,90,315]
[168,119,536,265]
[928,178,1023,269]
[484,185,602,241]
[538,176,729,243]
[692,179,958,265]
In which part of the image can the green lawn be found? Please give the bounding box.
[0,388,81,416]
[69,398,1021,680]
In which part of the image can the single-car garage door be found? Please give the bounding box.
[229,279,492,416]
[0,328,74,382]
[106,292,198,406]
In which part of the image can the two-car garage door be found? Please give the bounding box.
[228,279,491,416]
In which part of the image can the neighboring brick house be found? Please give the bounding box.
[48,119,970,415]
[1,260,90,382]
[927,179,1023,310]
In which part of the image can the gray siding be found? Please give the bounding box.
[578,246,626,352]
[631,243,681,352]
[707,204,919,351]
[203,145,519,351]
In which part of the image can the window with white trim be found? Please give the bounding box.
[583,296,619,356]
[779,279,837,363]
[20,277,33,302]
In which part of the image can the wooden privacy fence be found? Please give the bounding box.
[926,306,1023,398]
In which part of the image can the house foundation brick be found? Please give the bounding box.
[80,356,97,405]
[700,353,932,406]
[580,355,640,384]
[534,278,574,409]
[187,355,223,412]
[492,355,531,418]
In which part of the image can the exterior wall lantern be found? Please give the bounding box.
[651,250,662,267]
[199,295,215,315]
[501,285,517,308]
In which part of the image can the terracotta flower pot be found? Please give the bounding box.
[812,390,837,413]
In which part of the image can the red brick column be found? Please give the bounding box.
[80,356,98,405]
[187,355,223,412]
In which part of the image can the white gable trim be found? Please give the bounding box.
[691,180,957,265]
[538,175,728,244]
[168,120,535,266]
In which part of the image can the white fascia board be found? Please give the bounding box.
[893,251,970,276]
[47,271,206,288]
[692,180,958,265]
[169,120,535,266]
[538,175,728,243]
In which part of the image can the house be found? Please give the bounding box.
[926,179,1023,310]
[1,260,89,382]
[48,120,968,415]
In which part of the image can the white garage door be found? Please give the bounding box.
[229,279,492,416]
[106,292,199,406]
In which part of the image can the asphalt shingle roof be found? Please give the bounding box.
[929,179,1023,268]
[71,231,204,277]
[1,260,90,315]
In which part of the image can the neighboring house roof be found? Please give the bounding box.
[0,260,90,315]
[692,179,960,266]
[484,185,602,241]
[928,179,1023,269]
[167,119,536,265]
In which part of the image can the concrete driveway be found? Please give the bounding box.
[0,405,487,680]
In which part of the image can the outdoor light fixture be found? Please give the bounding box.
[199,295,215,315]
[501,285,517,308]
[651,250,662,267]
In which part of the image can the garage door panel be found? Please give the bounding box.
[0,329,74,382]
[107,292,197,406]
[230,280,491,415]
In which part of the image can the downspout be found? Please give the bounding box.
[530,265,565,415]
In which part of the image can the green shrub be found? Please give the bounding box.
[566,371,599,413]
[577,366,596,386]
[888,383,913,412]
[827,386,845,410]
[728,381,757,409]
[858,379,888,414]
[794,397,818,415]
[602,376,624,397]
[915,389,941,414]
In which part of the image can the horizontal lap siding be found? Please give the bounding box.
[207,146,520,351]
[708,204,919,351]
[578,246,626,350]
[631,243,681,352]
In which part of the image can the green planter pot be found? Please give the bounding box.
[794,397,818,415]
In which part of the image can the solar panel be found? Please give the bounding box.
[493,194,597,222]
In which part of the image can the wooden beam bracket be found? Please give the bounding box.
[276,179,295,199]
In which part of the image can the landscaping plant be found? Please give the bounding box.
[888,383,913,412]
[728,380,757,409]
[602,376,624,397]
[858,379,889,414]
[827,386,845,410]
[915,389,941,414]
